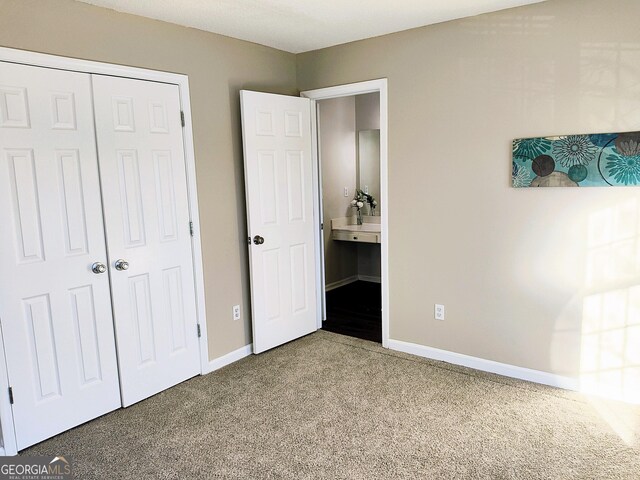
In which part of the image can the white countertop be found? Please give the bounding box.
[331,223,381,233]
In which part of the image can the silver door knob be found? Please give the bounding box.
[91,262,107,274]
[253,235,264,245]
[114,259,129,271]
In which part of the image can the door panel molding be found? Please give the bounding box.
[0,47,209,455]
[0,62,122,450]
[241,91,318,353]
[92,74,201,407]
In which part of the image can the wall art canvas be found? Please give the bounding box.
[512,131,640,187]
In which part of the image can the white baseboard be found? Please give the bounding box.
[204,344,253,374]
[357,274,381,283]
[325,275,358,292]
[388,339,579,391]
[325,274,381,291]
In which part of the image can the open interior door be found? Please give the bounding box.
[240,91,318,353]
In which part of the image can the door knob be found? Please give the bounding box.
[91,262,107,274]
[114,259,129,271]
[253,235,265,245]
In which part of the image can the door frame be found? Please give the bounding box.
[0,47,210,455]
[301,79,389,348]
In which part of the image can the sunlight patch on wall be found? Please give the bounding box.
[581,199,640,405]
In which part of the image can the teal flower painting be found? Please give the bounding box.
[605,151,640,185]
[512,131,640,188]
[511,162,530,187]
[552,135,598,167]
[513,137,551,162]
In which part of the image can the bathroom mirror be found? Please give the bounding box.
[357,129,380,214]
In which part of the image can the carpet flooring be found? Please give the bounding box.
[323,281,382,343]
[23,331,640,479]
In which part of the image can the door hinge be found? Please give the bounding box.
[180,111,185,127]
[8,387,13,405]
[197,324,201,338]
[189,221,194,237]
[320,222,324,230]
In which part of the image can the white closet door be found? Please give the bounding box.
[240,91,318,353]
[92,75,200,407]
[0,62,121,449]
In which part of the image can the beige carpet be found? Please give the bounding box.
[24,331,640,479]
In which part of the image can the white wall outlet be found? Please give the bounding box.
[435,304,445,321]
[364,185,369,194]
[344,187,349,197]
[232,305,241,321]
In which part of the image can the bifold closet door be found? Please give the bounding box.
[92,75,201,407]
[0,62,121,449]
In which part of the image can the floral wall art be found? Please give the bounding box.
[512,131,640,187]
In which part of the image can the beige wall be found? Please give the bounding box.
[3,0,639,384]
[356,95,382,280]
[298,0,640,378]
[0,0,297,360]
[318,97,358,286]
[320,95,382,285]
[355,93,380,131]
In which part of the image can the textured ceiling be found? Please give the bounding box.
[76,0,546,53]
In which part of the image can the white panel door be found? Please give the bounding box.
[0,62,121,449]
[240,91,318,353]
[92,75,200,407]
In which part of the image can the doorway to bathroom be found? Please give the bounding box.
[324,280,381,342]
[301,80,388,345]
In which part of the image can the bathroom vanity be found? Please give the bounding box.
[331,216,381,244]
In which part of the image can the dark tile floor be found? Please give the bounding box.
[322,281,381,343]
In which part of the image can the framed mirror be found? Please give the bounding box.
[357,129,380,214]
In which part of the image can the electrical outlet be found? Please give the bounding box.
[344,187,349,197]
[364,185,369,194]
[232,305,241,321]
[434,304,445,321]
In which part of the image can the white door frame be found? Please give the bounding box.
[0,47,209,455]
[301,79,389,349]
